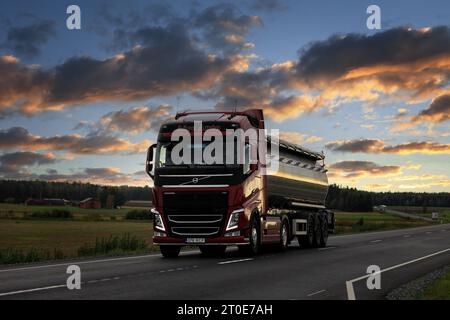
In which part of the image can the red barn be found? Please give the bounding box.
[79,198,101,209]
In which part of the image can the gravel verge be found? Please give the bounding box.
[387,265,450,300]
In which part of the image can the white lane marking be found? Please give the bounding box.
[370,240,382,243]
[0,251,198,274]
[0,274,127,297]
[307,289,326,297]
[318,246,336,251]
[218,258,254,265]
[0,284,66,297]
[345,248,450,300]
[346,281,356,300]
[403,235,411,238]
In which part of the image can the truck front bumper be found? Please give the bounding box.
[153,236,249,246]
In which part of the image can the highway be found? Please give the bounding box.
[0,224,449,300]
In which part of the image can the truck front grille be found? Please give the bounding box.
[163,191,228,237]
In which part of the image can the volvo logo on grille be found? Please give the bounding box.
[192,177,199,184]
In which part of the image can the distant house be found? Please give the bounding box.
[79,198,101,209]
[25,198,70,206]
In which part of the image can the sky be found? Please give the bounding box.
[0,0,449,192]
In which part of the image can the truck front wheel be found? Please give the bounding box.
[160,245,181,258]
[239,216,260,256]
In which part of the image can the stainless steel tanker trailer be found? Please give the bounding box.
[146,109,334,258]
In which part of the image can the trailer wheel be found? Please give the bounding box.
[239,216,260,255]
[312,213,321,248]
[199,245,226,257]
[160,245,181,258]
[298,214,315,248]
[279,219,289,251]
[319,214,328,247]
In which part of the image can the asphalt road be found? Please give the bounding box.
[1,224,449,300]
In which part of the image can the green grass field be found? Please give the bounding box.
[0,219,154,256]
[416,271,450,300]
[334,211,431,234]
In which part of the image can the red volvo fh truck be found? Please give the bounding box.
[145,109,334,258]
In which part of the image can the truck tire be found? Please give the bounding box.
[239,216,261,256]
[199,245,226,257]
[279,219,289,251]
[319,214,328,248]
[312,213,321,248]
[160,245,181,258]
[298,214,315,248]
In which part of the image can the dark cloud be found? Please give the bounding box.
[0,127,151,155]
[84,105,173,135]
[326,139,384,153]
[4,20,56,58]
[295,26,450,85]
[193,4,262,53]
[413,94,450,123]
[326,139,450,154]
[329,161,401,179]
[0,55,53,115]
[0,151,56,176]
[381,141,450,154]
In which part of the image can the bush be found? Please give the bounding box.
[77,234,148,257]
[125,209,153,220]
[29,209,73,219]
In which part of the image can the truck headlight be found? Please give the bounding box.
[226,208,244,231]
[152,208,166,232]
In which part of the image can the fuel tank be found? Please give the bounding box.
[266,138,329,208]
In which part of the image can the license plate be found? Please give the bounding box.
[186,238,205,244]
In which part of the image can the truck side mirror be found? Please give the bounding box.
[146,144,157,179]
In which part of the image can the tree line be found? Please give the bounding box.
[326,184,450,212]
[0,180,449,211]
[0,180,152,207]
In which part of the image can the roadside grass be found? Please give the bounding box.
[0,219,155,264]
[334,211,431,235]
[416,271,450,300]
